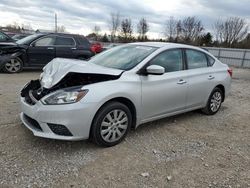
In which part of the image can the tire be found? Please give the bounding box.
[78,56,90,61]
[91,102,132,147]
[202,87,223,115]
[3,57,23,73]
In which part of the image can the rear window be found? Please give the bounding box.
[55,37,75,46]
[207,55,215,66]
[186,49,208,69]
[75,36,90,46]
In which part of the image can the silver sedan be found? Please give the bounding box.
[20,42,232,147]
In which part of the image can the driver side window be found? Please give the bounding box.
[150,49,183,73]
[34,37,55,47]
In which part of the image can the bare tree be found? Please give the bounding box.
[213,17,248,47]
[108,12,121,42]
[164,16,178,41]
[21,23,33,31]
[57,25,66,33]
[176,20,182,42]
[137,18,149,41]
[120,18,133,42]
[180,16,204,43]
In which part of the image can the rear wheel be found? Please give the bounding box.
[202,87,223,115]
[91,102,132,147]
[3,57,23,73]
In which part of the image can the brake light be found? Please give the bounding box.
[90,45,96,53]
[227,68,233,77]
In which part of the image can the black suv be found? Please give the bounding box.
[0,33,94,73]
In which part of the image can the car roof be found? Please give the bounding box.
[130,42,208,53]
[45,33,85,38]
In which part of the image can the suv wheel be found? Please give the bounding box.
[91,102,132,147]
[202,87,223,115]
[3,57,23,73]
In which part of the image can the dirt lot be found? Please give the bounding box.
[0,68,250,188]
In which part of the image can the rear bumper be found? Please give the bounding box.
[20,97,98,141]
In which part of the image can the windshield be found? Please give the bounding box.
[0,32,11,42]
[16,34,43,45]
[89,45,157,70]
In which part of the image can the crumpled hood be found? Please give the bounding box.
[0,42,17,47]
[40,58,124,89]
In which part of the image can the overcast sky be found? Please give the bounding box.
[0,0,249,38]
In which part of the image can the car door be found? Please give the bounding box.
[54,36,76,58]
[27,36,56,66]
[141,49,188,121]
[184,49,215,108]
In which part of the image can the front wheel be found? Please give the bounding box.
[91,102,132,147]
[3,57,23,73]
[202,87,223,115]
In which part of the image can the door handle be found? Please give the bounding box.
[208,75,215,80]
[177,79,187,84]
[47,47,54,50]
[71,47,77,50]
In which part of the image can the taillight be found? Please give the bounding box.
[227,68,233,77]
[90,45,96,53]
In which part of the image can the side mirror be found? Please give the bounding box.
[146,65,165,75]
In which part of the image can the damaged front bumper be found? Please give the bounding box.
[0,46,25,70]
[20,81,98,141]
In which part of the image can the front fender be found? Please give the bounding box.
[0,50,25,69]
[80,79,142,125]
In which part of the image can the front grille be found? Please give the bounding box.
[21,80,41,105]
[23,114,43,131]
[47,123,73,136]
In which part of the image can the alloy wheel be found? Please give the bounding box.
[5,58,22,73]
[210,91,222,112]
[100,109,128,143]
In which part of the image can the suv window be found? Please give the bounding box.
[34,36,55,46]
[186,49,208,69]
[76,36,90,45]
[149,49,183,72]
[0,32,10,42]
[55,37,75,46]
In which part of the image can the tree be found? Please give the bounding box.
[180,16,204,43]
[199,32,213,46]
[213,17,248,47]
[137,18,149,41]
[101,33,109,42]
[5,22,22,33]
[120,18,133,42]
[164,16,178,42]
[108,12,120,42]
[57,25,66,33]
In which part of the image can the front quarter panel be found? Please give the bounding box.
[80,72,142,125]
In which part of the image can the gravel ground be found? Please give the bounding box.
[0,68,250,188]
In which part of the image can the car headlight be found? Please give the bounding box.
[41,88,88,105]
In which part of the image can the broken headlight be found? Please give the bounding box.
[41,88,88,105]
